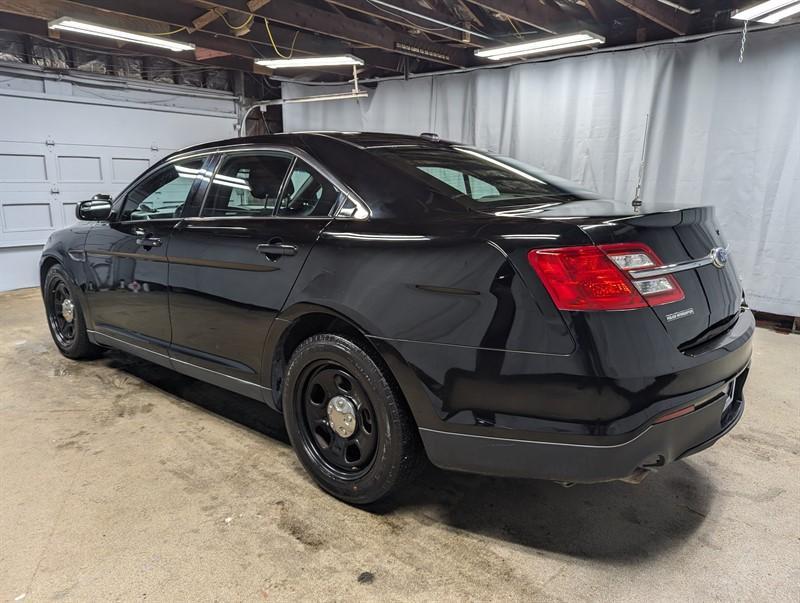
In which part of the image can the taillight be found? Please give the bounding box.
[527,243,684,311]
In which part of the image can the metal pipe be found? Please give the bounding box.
[654,0,701,14]
[366,0,494,40]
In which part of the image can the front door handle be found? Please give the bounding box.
[257,242,298,257]
[136,236,162,248]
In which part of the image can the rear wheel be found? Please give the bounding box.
[283,334,423,504]
[43,264,102,359]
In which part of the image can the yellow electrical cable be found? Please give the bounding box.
[140,26,187,36]
[217,11,254,31]
[262,16,299,59]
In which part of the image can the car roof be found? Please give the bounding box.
[169,131,457,159]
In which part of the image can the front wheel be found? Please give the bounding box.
[43,264,102,360]
[283,334,424,505]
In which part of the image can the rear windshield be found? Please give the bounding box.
[369,145,591,209]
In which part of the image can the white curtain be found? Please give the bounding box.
[283,25,800,316]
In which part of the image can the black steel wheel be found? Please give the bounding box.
[283,333,424,504]
[298,362,378,478]
[47,277,76,347]
[43,264,103,359]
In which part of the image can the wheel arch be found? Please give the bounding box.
[39,254,61,290]
[264,303,428,431]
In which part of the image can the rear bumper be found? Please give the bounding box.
[420,367,747,483]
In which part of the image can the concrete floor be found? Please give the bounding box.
[1,287,798,602]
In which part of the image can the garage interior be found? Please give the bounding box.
[1,0,798,601]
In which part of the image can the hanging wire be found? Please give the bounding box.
[738,20,748,63]
[140,26,187,36]
[216,11,255,32]
[262,17,299,59]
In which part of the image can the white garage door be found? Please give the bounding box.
[0,63,239,291]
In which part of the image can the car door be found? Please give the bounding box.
[83,155,210,360]
[167,150,339,399]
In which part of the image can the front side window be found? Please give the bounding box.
[119,158,205,221]
[201,153,293,217]
[276,160,341,218]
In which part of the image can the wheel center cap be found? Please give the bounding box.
[61,298,75,322]
[327,395,357,438]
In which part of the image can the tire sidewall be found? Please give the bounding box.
[283,335,407,504]
[44,264,89,358]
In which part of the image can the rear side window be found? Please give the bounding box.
[119,158,204,221]
[371,146,579,208]
[276,160,341,218]
[201,153,292,217]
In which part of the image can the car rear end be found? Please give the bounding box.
[474,205,753,482]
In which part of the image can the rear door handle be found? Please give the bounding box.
[257,243,298,257]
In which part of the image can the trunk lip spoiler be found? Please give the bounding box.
[629,247,727,279]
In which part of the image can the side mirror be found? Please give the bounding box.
[76,195,113,221]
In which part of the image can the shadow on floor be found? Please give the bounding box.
[103,350,714,564]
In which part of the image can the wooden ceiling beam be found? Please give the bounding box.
[612,0,692,35]
[580,0,609,25]
[190,0,472,67]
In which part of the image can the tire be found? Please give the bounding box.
[283,333,424,505]
[43,264,103,360]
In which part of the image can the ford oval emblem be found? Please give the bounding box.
[711,247,729,268]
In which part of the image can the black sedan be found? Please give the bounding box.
[40,132,752,504]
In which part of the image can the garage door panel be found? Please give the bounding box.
[111,156,151,183]
[57,155,103,183]
[0,152,48,182]
[2,202,52,232]
[0,190,55,247]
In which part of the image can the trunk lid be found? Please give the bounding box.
[481,204,743,350]
[567,206,742,349]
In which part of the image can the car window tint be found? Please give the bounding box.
[467,175,499,199]
[119,158,204,221]
[370,146,579,208]
[202,153,292,217]
[276,160,341,218]
[419,166,467,193]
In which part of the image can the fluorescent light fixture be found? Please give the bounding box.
[281,91,368,105]
[732,0,800,21]
[475,31,604,61]
[757,1,800,22]
[48,17,195,52]
[255,55,364,69]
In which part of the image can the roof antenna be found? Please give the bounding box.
[632,112,650,214]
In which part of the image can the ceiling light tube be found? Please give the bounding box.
[732,0,800,21]
[475,31,605,60]
[757,1,800,22]
[254,55,364,69]
[48,17,195,52]
[282,91,368,104]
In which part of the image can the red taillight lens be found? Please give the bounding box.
[528,243,684,311]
